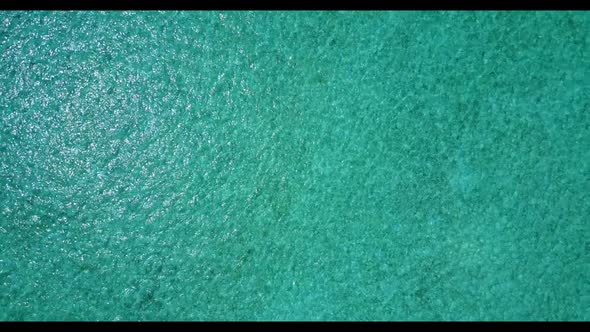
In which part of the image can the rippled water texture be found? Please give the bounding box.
[0,11,588,320]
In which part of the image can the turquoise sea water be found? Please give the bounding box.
[0,11,588,321]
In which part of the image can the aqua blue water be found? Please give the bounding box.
[0,11,589,321]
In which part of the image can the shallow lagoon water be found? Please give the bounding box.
[0,11,588,320]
